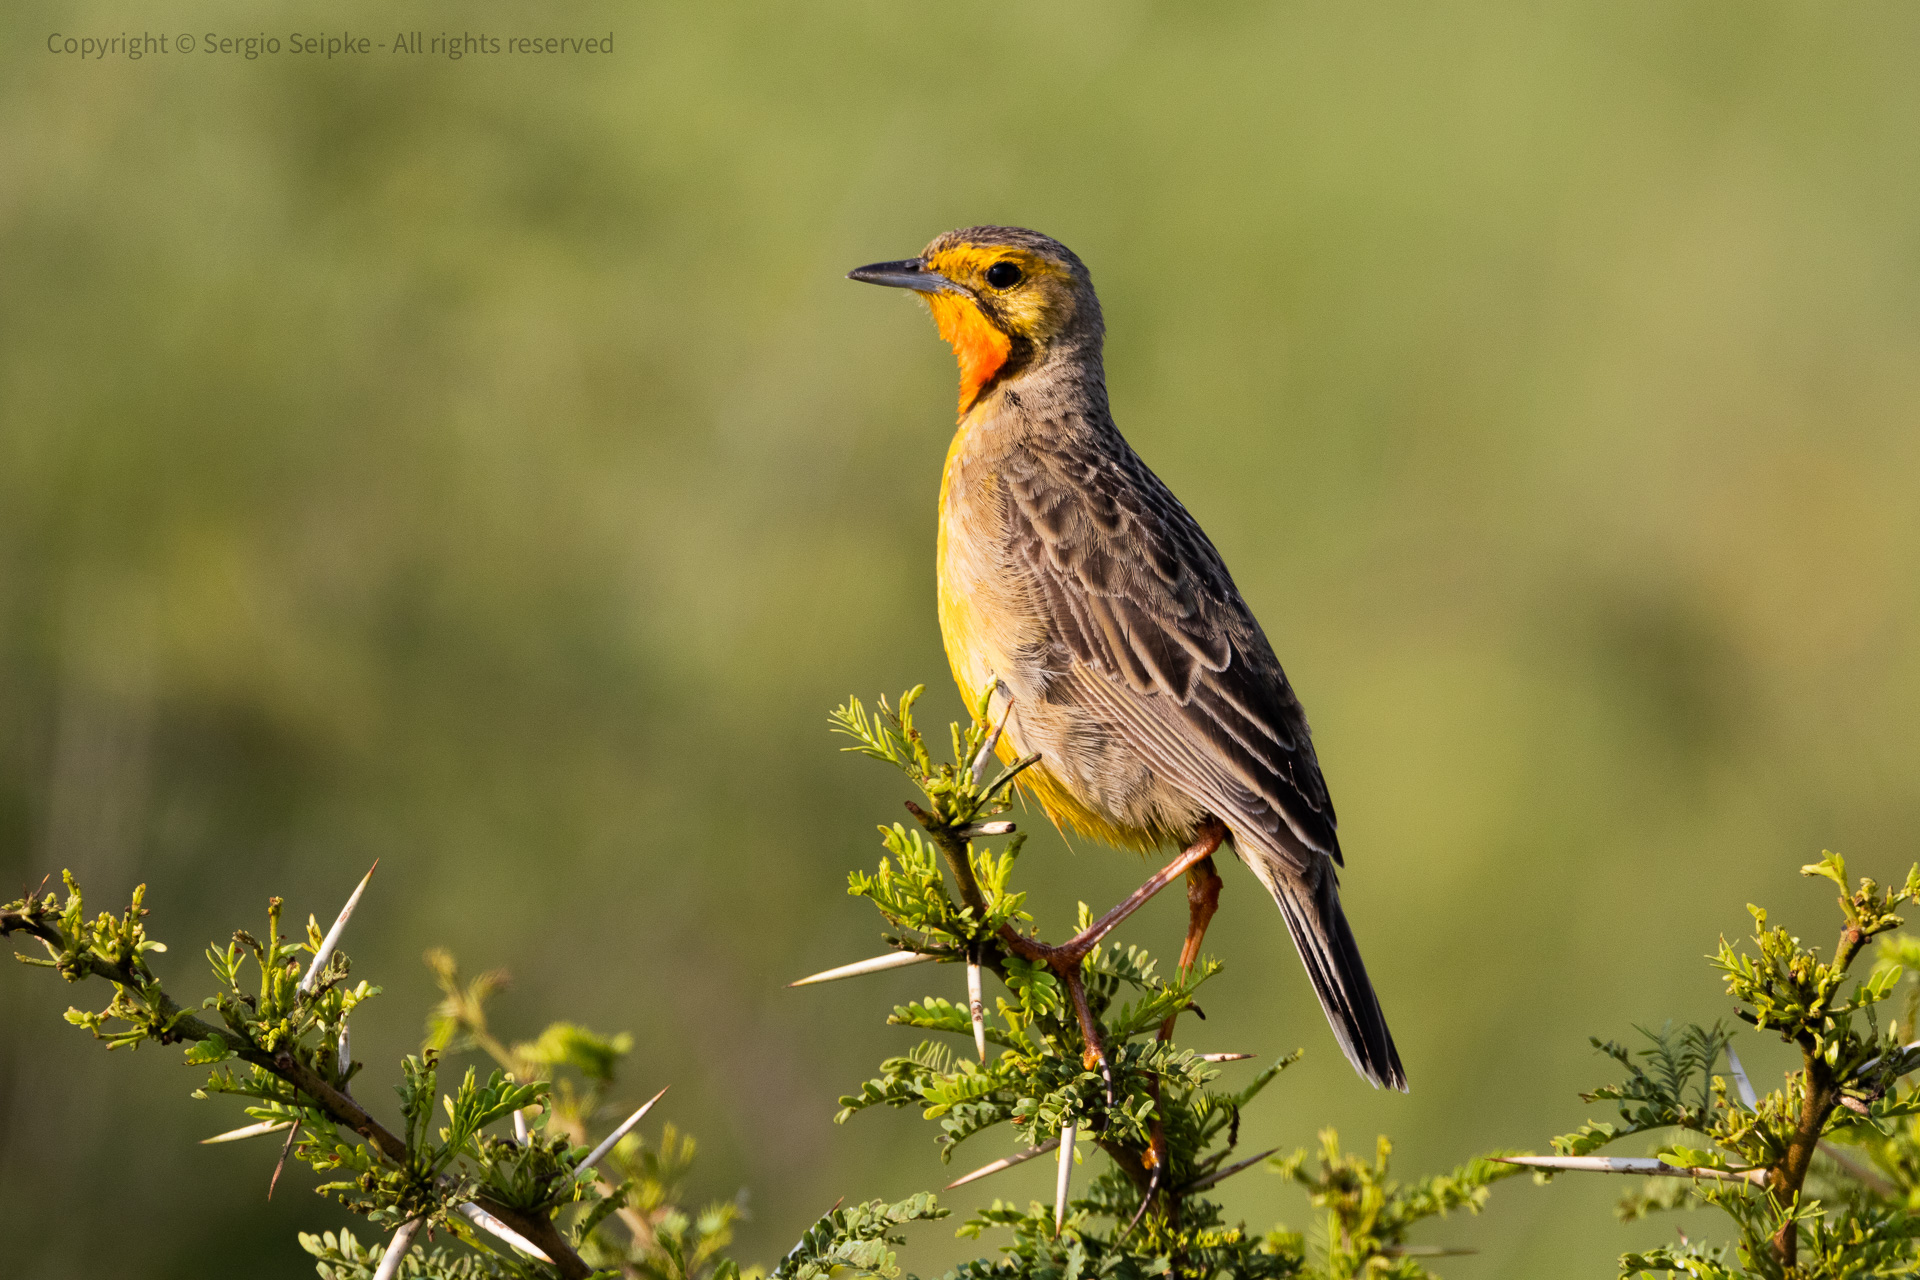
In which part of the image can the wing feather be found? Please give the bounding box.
[1003,432,1339,863]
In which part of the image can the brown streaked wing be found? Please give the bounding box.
[1001,429,1339,864]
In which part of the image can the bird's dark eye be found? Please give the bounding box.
[985,261,1023,289]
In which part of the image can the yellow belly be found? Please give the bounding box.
[936,422,1162,856]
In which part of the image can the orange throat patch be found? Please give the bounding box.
[927,293,1012,416]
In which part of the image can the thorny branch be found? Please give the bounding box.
[1530,853,1920,1278]
[1,896,592,1279]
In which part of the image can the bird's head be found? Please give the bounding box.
[849,226,1103,417]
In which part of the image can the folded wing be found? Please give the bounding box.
[1000,430,1339,872]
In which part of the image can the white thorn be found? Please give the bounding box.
[1054,1122,1076,1232]
[455,1202,552,1261]
[200,1119,295,1145]
[945,1137,1061,1189]
[1184,1147,1280,1193]
[968,962,987,1063]
[1496,1155,1767,1185]
[513,1107,530,1144]
[300,861,379,993]
[1724,1043,1758,1109]
[788,950,939,987]
[1199,1053,1254,1063]
[337,1020,352,1073]
[1856,1038,1920,1076]
[972,693,1015,786]
[371,1217,424,1280]
[954,821,1016,839]
[576,1086,668,1176]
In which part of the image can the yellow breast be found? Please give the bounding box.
[935,416,1162,855]
[936,412,1000,707]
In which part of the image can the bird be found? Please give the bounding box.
[847,226,1405,1092]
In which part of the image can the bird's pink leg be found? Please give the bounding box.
[1156,851,1224,1046]
[998,819,1228,1072]
[1177,854,1223,977]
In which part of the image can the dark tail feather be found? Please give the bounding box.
[1270,869,1407,1091]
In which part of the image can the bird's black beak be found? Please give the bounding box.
[846,258,965,295]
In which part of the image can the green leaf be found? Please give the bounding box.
[183,1036,231,1065]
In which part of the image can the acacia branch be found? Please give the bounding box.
[902,804,1210,1233]
[2,905,592,1279]
[1767,921,1876,1269]
[905,801,993,919]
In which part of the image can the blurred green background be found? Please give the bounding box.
[4,1,1920,1275]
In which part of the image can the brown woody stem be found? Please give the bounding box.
[1768,922,1870,1269]
[908,800,993,918]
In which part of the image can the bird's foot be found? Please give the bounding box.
[995,821,1228,1099]
[1158,852,1224,1043]
[1177,854,1223,973]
